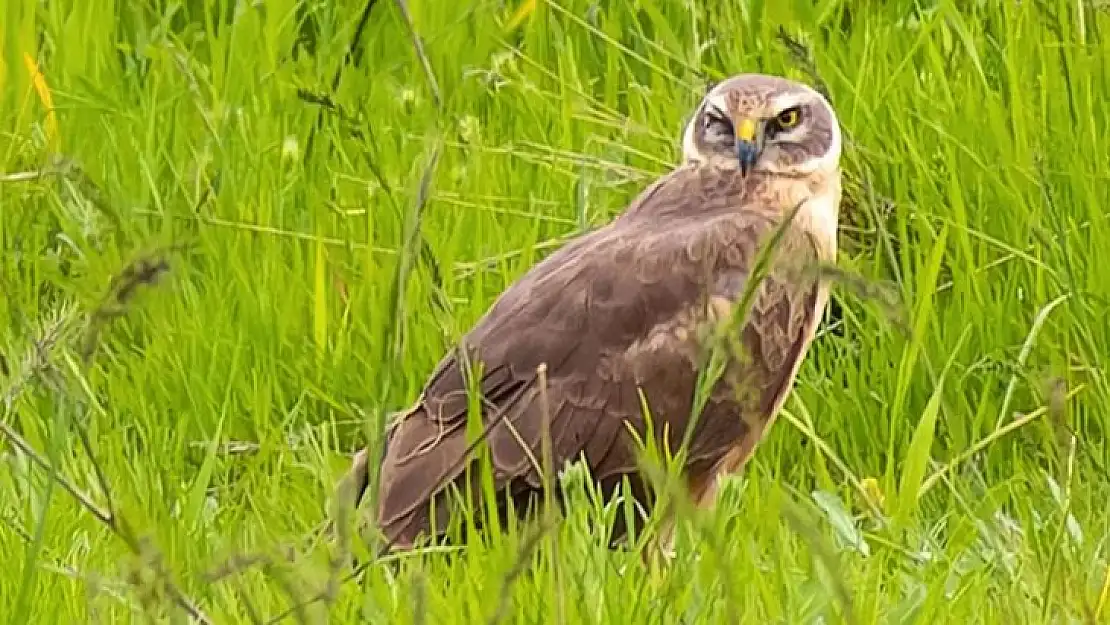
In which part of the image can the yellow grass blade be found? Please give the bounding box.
[1096,562,1110,621]
[504,0,537,33]
[21,52,59,152]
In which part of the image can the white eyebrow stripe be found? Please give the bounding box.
[769,93,808,111]
[704,105,729,120]
[705,92,731,116]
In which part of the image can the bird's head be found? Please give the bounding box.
[681,74,842,178]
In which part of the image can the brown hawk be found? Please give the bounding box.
[337,73,843,556]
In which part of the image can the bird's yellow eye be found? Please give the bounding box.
[775,107,801,128]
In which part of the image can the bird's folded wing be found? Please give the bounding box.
[373,173,823,538]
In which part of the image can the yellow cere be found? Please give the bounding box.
[736,118,756,142]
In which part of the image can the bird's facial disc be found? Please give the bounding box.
[682,75,841,177]
[692,99,814,175]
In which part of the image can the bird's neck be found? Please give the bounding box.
[789,170,841,263]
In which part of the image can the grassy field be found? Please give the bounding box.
[3,0,1110,622]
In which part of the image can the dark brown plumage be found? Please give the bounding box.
[338,73,843,555]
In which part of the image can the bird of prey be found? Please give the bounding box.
[337,73,843,555]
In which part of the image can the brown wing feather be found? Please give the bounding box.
[357,166,824,548]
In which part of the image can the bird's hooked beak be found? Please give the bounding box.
[735,118,762,176]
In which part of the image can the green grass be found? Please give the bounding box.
[3,0,1110,622]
